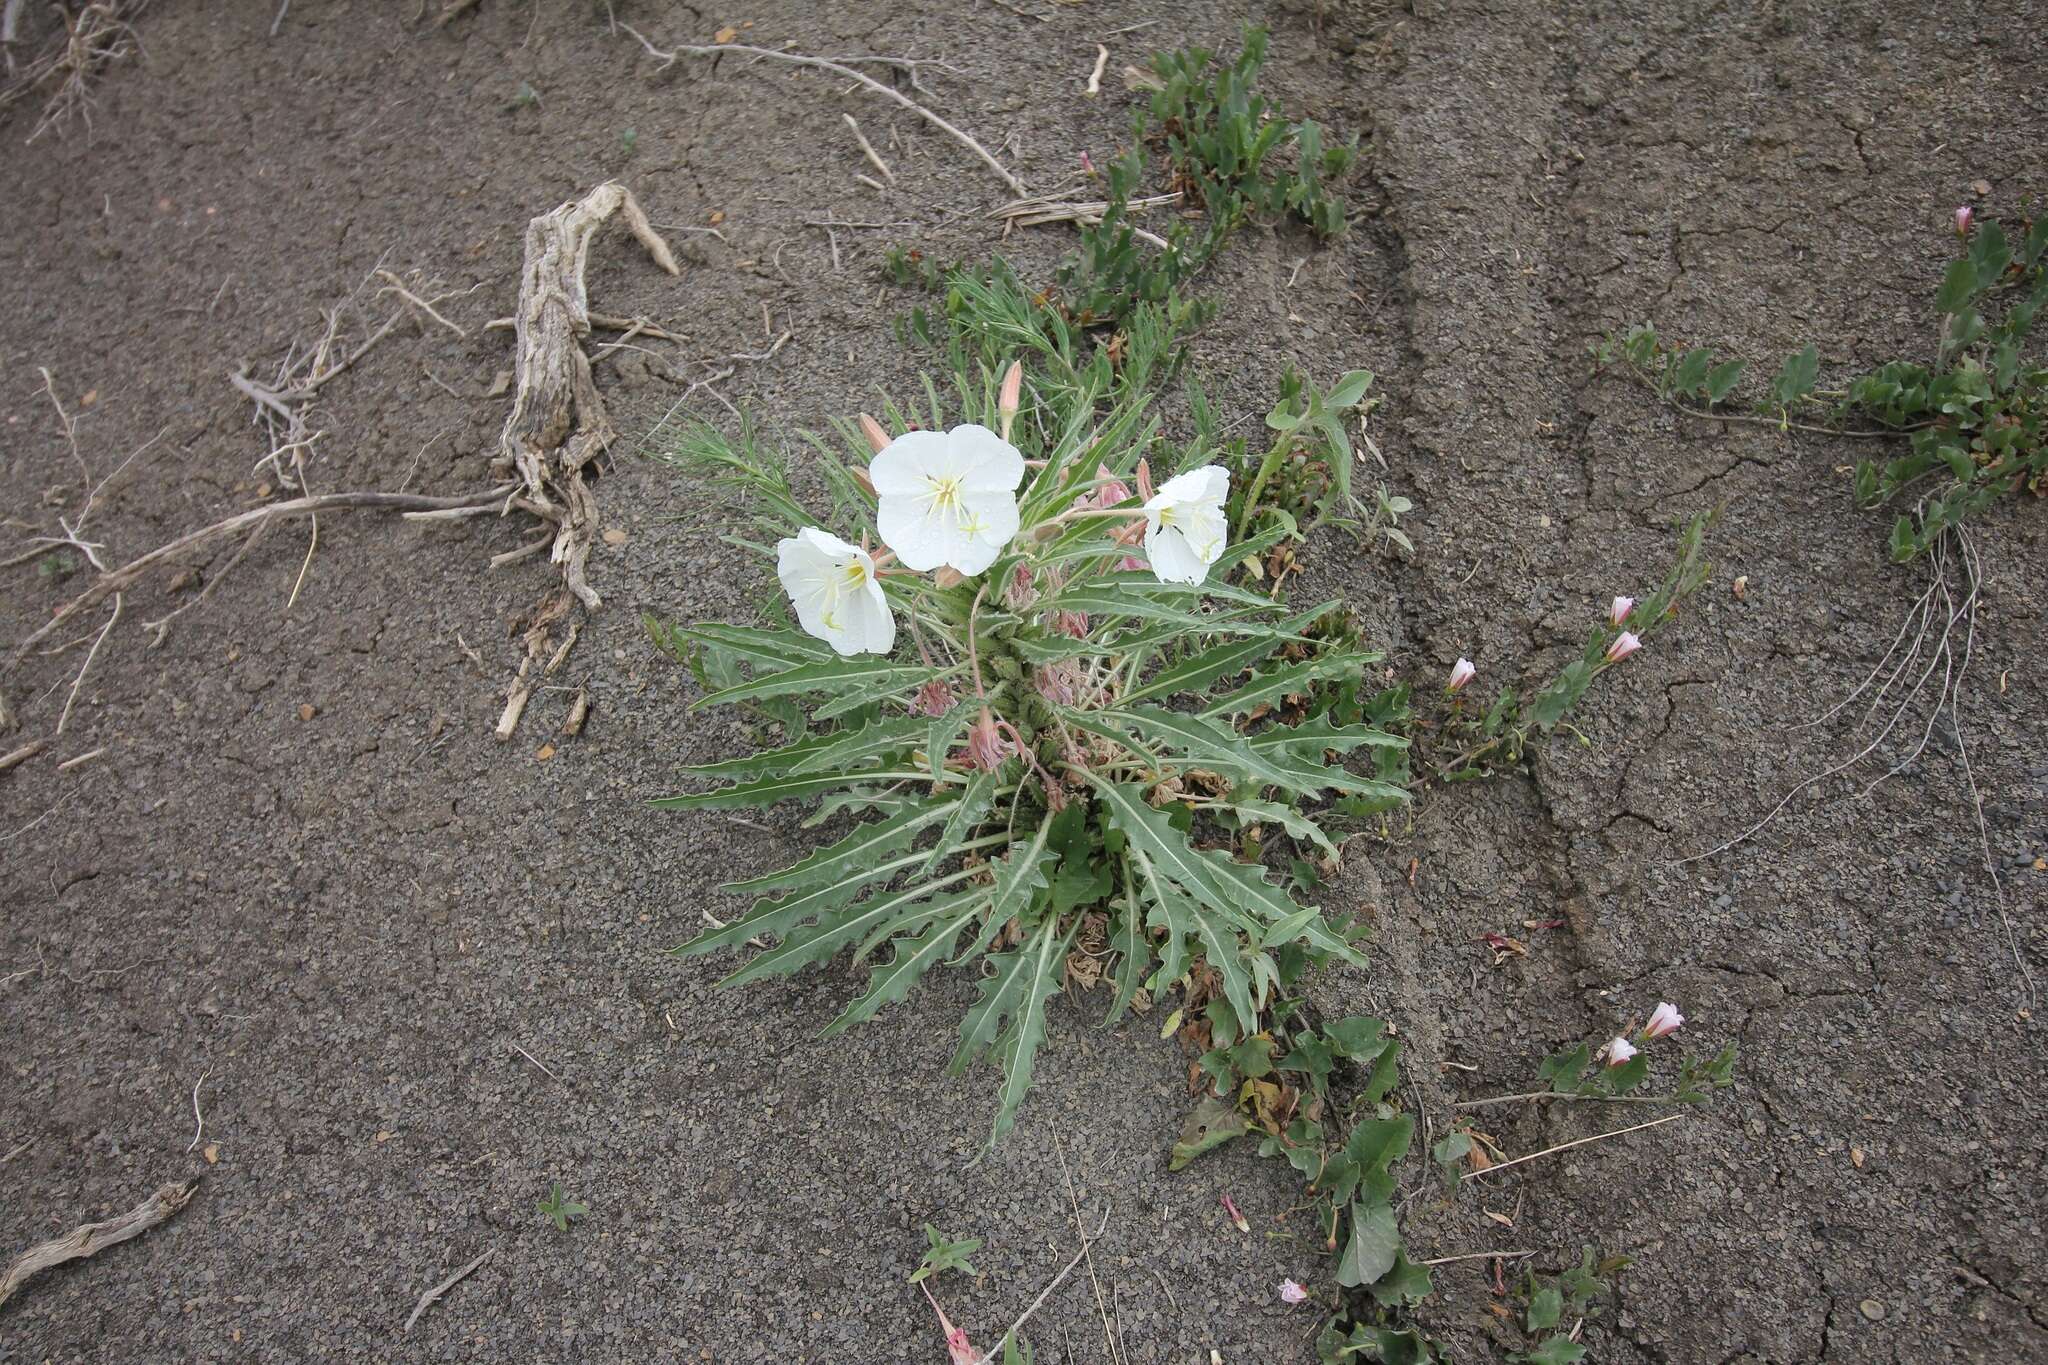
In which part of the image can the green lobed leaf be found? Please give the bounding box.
[950,911,1075,1145]
[1769,343,1821,408]
[724,799,958,895]
[821,907,980,1037]
[722,875,986,988]
[675,621,836,671]
[1198,653,1367,719]
[1121,602,1337,703]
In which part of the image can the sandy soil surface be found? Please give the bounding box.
[1,2,2042,1361]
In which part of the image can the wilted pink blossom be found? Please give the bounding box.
[1004,561,1037,611]
[1954,205,1973,239]
[1609,595,1635,628]
[1642,1001,1685,1040]
[1053,609,1090,639]
[963,707,1011,771]
[1034,661,1081,708]
[921,1282,978,1365]
[912,678,957,718]
[1605,1036,1639,1067]
[1604,631,1641,664]
[1279,1279,1309,1304]
[1446,657,1476,693]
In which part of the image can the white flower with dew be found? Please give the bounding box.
[1142,464,1231,585]
[775,527,895,657]
[870,425,1024,576]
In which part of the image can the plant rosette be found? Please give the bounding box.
[654,361,1406,1143]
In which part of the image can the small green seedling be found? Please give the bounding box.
[536,1183,587,1232]
[907,1223,982,1284]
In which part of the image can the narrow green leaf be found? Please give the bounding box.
[693,658,939,711]
[676,621,834,670]
[651,768,931,811]
[820,907,979,1036]
[1121,602,1335,703]
[724,800,957,894]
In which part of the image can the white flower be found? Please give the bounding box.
[1642,1001,1685,1040]
[776,527,895,657]
[1279,1279,1309,1304]
[1605,1036,1639,1067]
[1609,595,1635,628]
[1142,464,1230,584]
[1447,657,1476,693]
[870,425,1024,576]
[1605,630,1642,663]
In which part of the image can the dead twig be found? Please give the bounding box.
[404,1246,494,1332]
[0,739,46,773]
[617,26,1025,196]
[53,593,119,736]
[0,1179,198,1310]
[1051,1133,1121,1365]
[5,486,513,669]
[843,113,893,183]
[375,268,471,340]
[966,1207,1112,1365]
[1464,1113,1687,1181]
[185,1067,210,1154]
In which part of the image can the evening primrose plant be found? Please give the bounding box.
[652,352,1405,1143]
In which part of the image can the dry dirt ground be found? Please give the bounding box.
[2,2,2043,1361]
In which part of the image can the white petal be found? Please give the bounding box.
[878,494,954,572]
[869,430,951,496]
[947,424,1026,492]
[1155,464,1227,506]
[848,580,897,655]
[1145,525,1209,584]
[948,488,1020,575]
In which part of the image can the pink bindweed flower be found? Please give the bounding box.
[920,1282,978,1365]
[1604,631,1641,664]
[1954,205,1973,239]
[963,707,1011,771]
[1609,595,1635,628]
[1642,1001,1685,1040]
[1447,657,1476,693]
[912,677,957,718]
[1279,1279,1309,1305]
[1606,1036,1639,1067]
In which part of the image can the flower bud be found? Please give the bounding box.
[1609,595,1635,628]
[1605,1036,1639,1067]
[858,412,891,455]
[1221,1191,1249,1234]
[1054,609,1089,639]
[1642,1001,1685,1040]
[1954,205,1973,239]
[1135,457,1153,501]
[1604,631,1641,664]
[998,360,1023,442]
[1447,657,1475,693]
[934,566,967,589]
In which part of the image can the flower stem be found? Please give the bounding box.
[1233,427,1296,543]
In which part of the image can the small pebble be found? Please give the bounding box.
[1859,1299,1886,1321]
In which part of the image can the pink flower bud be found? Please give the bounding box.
[1605,1036,1639,1067]
[1604,631,1641,664]
[1642,1001,1685,1040]
[1080,149,1097,175]
[1135,457,1153,501]
[1279,1279,1309,1305]
[912,678,956,718]
[1609,595,1635,628]
[998,360,1023,441]
[1954,205,1973,239]
[1446,657,1475,693]
[857,412,891,455]
[1221,1191,1249,1234]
